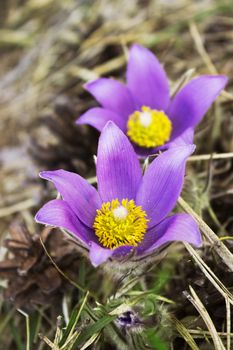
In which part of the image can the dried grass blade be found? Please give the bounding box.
[185,286,226,350]
[178,197,233,271]
[183,243,233,303]
[171,316,199,350]
[225,297,231,350]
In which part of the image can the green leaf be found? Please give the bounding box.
[72,314,116,348]
[10,321,24,350]
[145,329,169,350]
[59,292,89,346]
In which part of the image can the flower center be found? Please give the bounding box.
[127,106,172,148]
[93,199,148,249]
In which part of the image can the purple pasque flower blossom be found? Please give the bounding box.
[35,122,202,267]
[77,44,227,156]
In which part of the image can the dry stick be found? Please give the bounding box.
[39,336,57,349]
[189,22,217,75]
[183,243,233,303]
[170,316,199,350]
[0,198,35,217]
[185,286,226,350]
[184,243,233,349]
[178,197,233,272]
[225,297,231,350]
[17,309,30,350]
[188,330,233,338]
[188,152,233,162]
[189,21,233,101]
[184,241,233,350]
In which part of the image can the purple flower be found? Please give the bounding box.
[77,44,227,156]
[35,122,202,267]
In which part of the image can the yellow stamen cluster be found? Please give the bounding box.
[93,199,149,249]
[127,106,172,148]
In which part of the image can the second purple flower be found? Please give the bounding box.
[77,44,227,156]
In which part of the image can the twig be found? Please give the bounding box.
[183,243,233,303]
[185,287,226,350]
[226,297,231,350]
[0,198,36,217]
[188,329,233,338]
[188,153,233,161]
[178,197,233,271]
[17,309,30,350]
[189,21,233,101]
[171,316,199,350]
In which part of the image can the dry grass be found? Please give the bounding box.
[0,0,233,349]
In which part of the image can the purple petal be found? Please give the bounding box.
[89,242,114,267]
[76,107,126,132]
[138,214,202,253]
[133,128,194,158]
[40,170,101,228]
[85,78,135,118]
[168,127,194,147]
[127,44,170,110]
[88,242,134,267]
[132,144,166,158]
[112,245,135,257]
[136,145,195,227]
[169,75,228,138]
[97,122,142,202]
[35,199,95,244]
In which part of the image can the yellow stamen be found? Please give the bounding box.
[93,199,149,249]
[127,106,172,148]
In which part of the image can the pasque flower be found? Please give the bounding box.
[35,122,202,267]
[77,44,227,155]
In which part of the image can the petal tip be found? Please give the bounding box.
[192,229,203,248]
[34,208,45,224]
[39,171,49,179]
[101,120,118,134]
[84,78,108,92]
[75,117,82,125]
[207,74,228,89]
[169,143,196,157]
[39,170,61,180]
[130,43,143,52]
[104,120,116,128]
[195,239,203,248]
[130,43,151,56]
[219,74,228,88]
[89,242,113,267]
[75,115,88,126]
[34,212,40,223]
[84,79,97,90]
[181,143,196,156]
[189,143,196,153]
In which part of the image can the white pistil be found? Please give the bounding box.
[113,205,128,220]
[139,111,152,127]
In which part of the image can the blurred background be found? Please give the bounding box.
[0,0,233,349]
